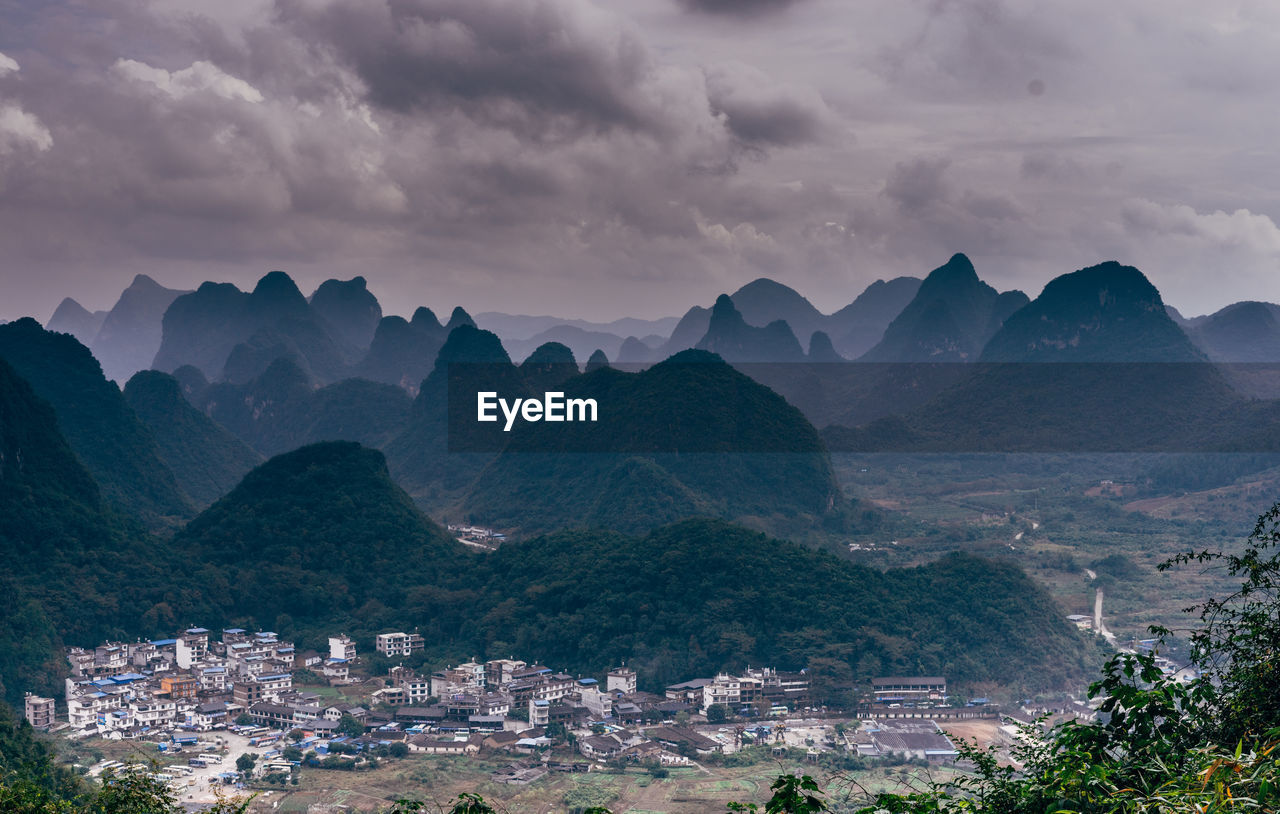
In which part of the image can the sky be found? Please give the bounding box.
[2,0,1280,323]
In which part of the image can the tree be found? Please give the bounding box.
[337,714,365,738]
[706,704,729,723]
[1158,501,1280,743]
[235,753,256,774]
[234,713,253,726]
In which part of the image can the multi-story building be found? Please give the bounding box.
[529,699,550,727]
[702,674,743,711]
[484,659,527,688]
[375,631,425,657]
[607,667,637,694]
[23,694,56,730]
[329,635,357,661]
[129,696,177,729]
[871,676,947,704]
[159,675,199,700]
[175,628,210,668]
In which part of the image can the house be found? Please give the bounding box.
[159,675,199,700]
[579,733,627,759]
[24,694,56,730]
[407,736,481,755]
[371,687,407,706]
[529,699,550,727]
[607,667,637,694]
[646,726,722,755]
[328,635,357,661]
[321,659,351,682]
[375,632,425,657]
[190,701,229,731]
[871,677,947,704]
[622,741,690,765]
[484,659,527,688]
[665,678,712,705]
[1066,614,1093,630]
[484,730,522,750]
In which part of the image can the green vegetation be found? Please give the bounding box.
[123,370,262,507]
[0,428,1093,702]
[0,319,192,523]
[463,349,841,535]
[475,519,1095,690]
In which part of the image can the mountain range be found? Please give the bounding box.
[47,274,188,384]
[17,249,1280,715]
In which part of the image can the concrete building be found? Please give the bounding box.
[24,694,56,730]
[375,631,425,657]
[607,667,637,694]
[328,635,357,661]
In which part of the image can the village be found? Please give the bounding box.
[21,626,1125,806]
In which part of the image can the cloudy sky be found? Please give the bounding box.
[2,0,1279,323]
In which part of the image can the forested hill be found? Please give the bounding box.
[461,349,841,534]
[0,319,192,523]
[0,432,1094,700]
[171,441,473,629]
[478,520,1098,691]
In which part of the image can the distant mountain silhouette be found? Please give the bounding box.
[504,324,625,364]
[124,370,263,506]
[91,274,188,384]
[979,262,1202,362]
[616,335,661,364]
[355,308,449,393]
[730,278,827,351]
[0,319,192,522]
[656,305,712,357]
[309,275,382,353]
[446,306,477,332]
[154,272,362,384]
[46,298,106,345]
[190,356,412,457]
[828,263,1248,453]
[519,341,579,392]
[1184,301,1280,362]
[383,324,519,503]
[695,295,805,362]
[860,254,1027,362]
[462,349,839,534]
[586,348,610,371]
[476,312,677,340]
[807,331,845,362]
[827,277,922,358]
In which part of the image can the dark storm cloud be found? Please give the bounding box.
[705,65,829,148]
[677,0,807,17]
[276,0,660,140]
[882,157,952,215]
[3,0,1280,323]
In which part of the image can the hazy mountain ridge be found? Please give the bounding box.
[860,253,1028,362]
[829,263,1248,452]
[123,370,263,507]
[462,348,841,534]
[0,319,192,523]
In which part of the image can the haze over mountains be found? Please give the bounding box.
[14,250,1280,720]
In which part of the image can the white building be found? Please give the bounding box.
[329,635,357,661]
[375,632,425,657]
